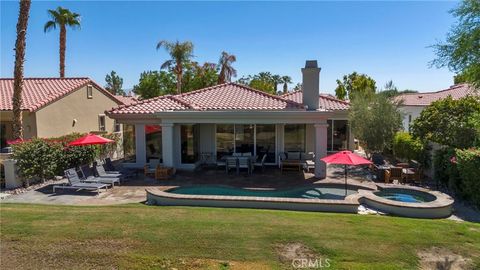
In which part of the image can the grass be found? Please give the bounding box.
[1,203,479,269]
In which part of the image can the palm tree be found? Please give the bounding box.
[271,74,282,93]
[12,0,32,139]
[44,7,81,78]
[281,75,292,94]
[218,51,237,84]
[156,40,194,94]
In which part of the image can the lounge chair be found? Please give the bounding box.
[53,168,108,194]
[94,164,123,179]
[80,165,120,186]
[103,158,135,178]
[302,152,315,172]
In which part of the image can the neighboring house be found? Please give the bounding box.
[114,95,138,106]
[396,84,478,132]
[0,78,124,148]
[106,60,352,178]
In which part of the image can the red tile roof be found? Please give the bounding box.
[281,90,350,111]
[114,95,138,106]
[108,83,307,115]
[0,77,123,111]
[395,84,478,106]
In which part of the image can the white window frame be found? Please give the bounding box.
[87,85,93,99]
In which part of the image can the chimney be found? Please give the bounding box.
[302,60,320,110]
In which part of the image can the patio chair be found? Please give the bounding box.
[53,168,108,194]
[253,154,267,172]
[302,152,315,172]
[241,152,252,157]
[80,165,120,186]
[389,167,403,182]
[232,152,242,157]
[216,156,226,171]
[225,157,238,174]
[144,159,160,176]
[238,157,251,175]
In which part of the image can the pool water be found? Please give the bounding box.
[374,189,436,203]
[168,185,358,200]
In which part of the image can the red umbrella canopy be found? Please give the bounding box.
[321,150,372,166]
[68,134,114,146]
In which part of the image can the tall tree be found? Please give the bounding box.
[12,0,32,140]
[335,72,376,100]
[217,51,237,84]
[271,74,282,93]
[183,62,218,91]
[105,71,125,95]
[431,0,480,87]
[349,93,403,155]
[156,40,194,94]
[133,71,176,99]
[44,7,81,78]
[281,75,292,93]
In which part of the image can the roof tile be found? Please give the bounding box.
[395,84,478,106]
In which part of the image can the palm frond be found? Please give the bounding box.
[161,60,174,70]
[43,20,56,32]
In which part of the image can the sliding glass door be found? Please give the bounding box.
[327,120,350,152]
[255,124,276,163]
[215,124,276,164]
[181,124,199,164]
[235,124,255,155]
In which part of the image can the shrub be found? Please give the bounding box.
[433,147,461,192]
[392,132,428,164]
[455,148,480,208]
[49,133,96,173]
[12,138,63,184]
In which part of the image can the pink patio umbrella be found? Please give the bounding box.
[68,133,113,146]
[321,150,372,196]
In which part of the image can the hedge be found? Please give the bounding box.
[455,148,480,208]
[392,132,429,167]
[12,133,118,185]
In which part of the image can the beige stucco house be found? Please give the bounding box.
[107,60,353,179]
[0,78,124,148]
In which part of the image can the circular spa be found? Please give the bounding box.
[359,186,454,219]
[146,184,369,213]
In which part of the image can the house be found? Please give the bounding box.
[0,77,124,148]
[106,60,353,178]
[395,83,478,132]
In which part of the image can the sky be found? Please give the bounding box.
[1,1,459,94]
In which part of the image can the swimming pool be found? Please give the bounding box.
[168,185,358,200]
[374,189,436,203]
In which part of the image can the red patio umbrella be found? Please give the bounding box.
[321,150,372,196]
[68,134,114,146]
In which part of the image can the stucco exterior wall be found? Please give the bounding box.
[34,85,120,138]
[398,105,425,132]
[0,111,37,140]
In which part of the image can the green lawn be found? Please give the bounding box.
[1,203,479,269]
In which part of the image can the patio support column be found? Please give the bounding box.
[161,123,174,167]
[314,123,328,179]
[135,124,146,166]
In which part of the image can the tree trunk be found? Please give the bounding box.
[176,63,182,94]
[12,0,32,140]
[59,24,66,78]
[283,82,288,94]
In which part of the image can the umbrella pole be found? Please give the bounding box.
[345,164,347,197]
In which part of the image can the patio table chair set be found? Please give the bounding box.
[370,154,424,184]
[216,153,268,175]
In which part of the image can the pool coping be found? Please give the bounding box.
[146,182,372,206]
[360,184,454,209]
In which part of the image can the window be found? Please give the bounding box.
[145,125,162,163]
[181,124,199,164]
[98,115,106,131]
[114,120,121,133]
[87,85,93,99]
[284,124,305,152]
[235,124,254,155]
[327,120,350,152]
